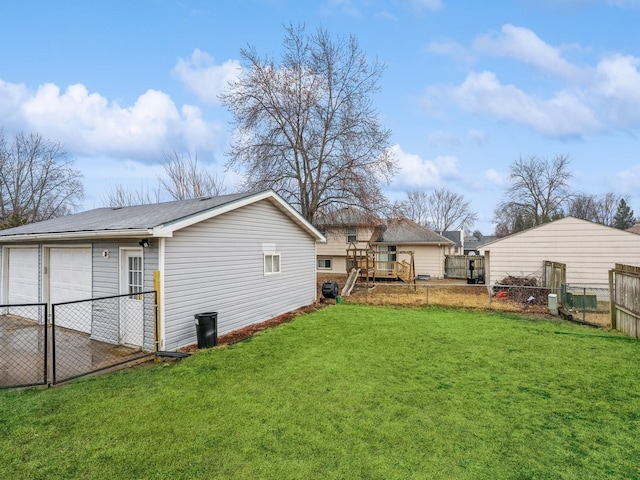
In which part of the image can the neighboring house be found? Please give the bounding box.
[464,235,496,255]
[0,190,325,352]
[315,208,455,280]
[480,216,640,286]
[441,230,464,255]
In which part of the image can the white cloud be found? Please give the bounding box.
[391,144,461,188]
[409,0,444,11]
[0,79,223,162]
[543,0,640,6]
[428,130,461,147]
[172,49,241,105]
[436,71,599,138]
[474,24,586,80]
[616,165,640,191]
[468,129,487,146]
[426,40,473,64]
[591,54,640,125]
[484,168,508,187]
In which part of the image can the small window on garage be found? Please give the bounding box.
[317,258,332,270]
[264,253,281,275]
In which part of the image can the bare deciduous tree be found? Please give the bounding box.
[221,24,396,223]
[396,191,430,227]
[494,155,572,236]
[568,192,619,226]
[159,151,226,200]
[0,130,84,229]
[103,150,226,207]
[397,188,477,232]
[104,184,161,208]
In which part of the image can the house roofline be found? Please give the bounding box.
[151,190,326,242]
[0,229,153,243]
[0,190,326,244]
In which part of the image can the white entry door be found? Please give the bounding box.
[119,248,144,347]
[48,247,93,333]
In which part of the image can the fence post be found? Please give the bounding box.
[608,269,616,329]
[51,304,56,385]
[44,304,49,386]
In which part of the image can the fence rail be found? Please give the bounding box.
[1,291,157,388]
[320,281,611,327]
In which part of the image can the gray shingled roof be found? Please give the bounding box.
[374,218,455,244]
[464,235,496,250]
[441,230,463,247]
[0,191,259,237]
[314,207,380,227]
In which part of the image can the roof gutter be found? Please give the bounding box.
[0,229,153,243]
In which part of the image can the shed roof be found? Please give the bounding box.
[0,190,325,243]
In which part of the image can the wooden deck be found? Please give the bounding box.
[347,243,415,283]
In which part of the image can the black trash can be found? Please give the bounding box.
[195,312,218,348]
[322,280,339,299]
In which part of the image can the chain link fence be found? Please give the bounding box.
[319,280,612,328]
[560,284,611,327]
[1,292,157,388]
[51,291,157,384]
[0,303,48,388]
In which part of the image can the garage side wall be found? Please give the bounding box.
[483,217,640,285]
[92,239,159,297]
[162,200,317,351]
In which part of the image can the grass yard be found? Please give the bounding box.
[1,305,639,479]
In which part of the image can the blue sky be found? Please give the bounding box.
[2,0,640,234]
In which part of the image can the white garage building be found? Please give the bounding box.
[0,190,324,351]
[481,216,640,286]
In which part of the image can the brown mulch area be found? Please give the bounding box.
[179,303,324,353]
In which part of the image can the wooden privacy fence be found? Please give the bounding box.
[445,255,485,282]
[609,263,640,339]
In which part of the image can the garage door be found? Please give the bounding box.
[49,247,92,333]
[5,247,39,321]
[6,247,39,304]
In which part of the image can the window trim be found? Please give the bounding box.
[346,226,357,243]
[264,253,281,275]
[317,258,332,270]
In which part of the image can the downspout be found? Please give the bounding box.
[157,237,166,351]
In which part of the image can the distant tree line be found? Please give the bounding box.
[493,155,636,237]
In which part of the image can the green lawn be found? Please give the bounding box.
[1,305,639,479]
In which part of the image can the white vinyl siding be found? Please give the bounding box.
[162,200,317,351]
[483,217,640,286]
[400,244,447,280]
